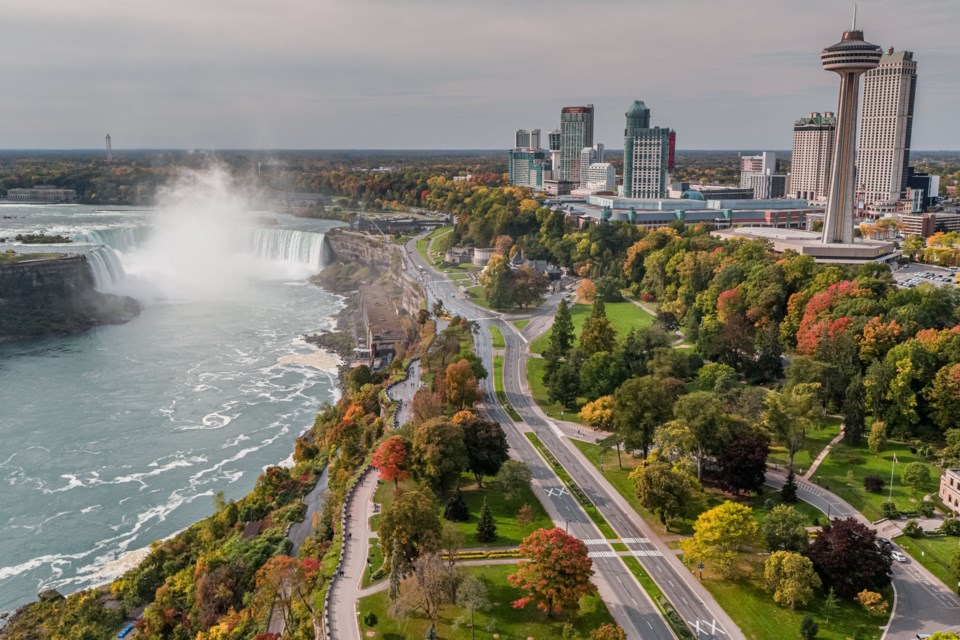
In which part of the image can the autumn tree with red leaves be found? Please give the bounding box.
[372,436,410,489]
[508,527,596,617]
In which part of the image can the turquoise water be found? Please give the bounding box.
[0,203,343,612]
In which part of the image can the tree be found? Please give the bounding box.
[669,391,730,480]
[695,362,738,395]
[445,359,480,410]
[579,350,628,400]
[763,551,821,609]
[781,468,798,504]
[579,299,616,357]
[390,552,455,626]
[753,321,784,382]
[444,491,469,522]
[495,460,532,502]
[547,360,581,410]
[412,388,445,423]
[868,420,887,455]
[717,430,769,495]
[613,376,676,459]
[630,461,700,529]
[806,517,892,597]
[763,504,809,552]
[481,253,513,309]
[843,373,867,446]
[856,589,889,615]
[517,503,535,531]
[590,623,628,640]
[509,527,597,616]
[254,556,321,636]
[457,575,491,640]
[800,615,818,640]
[379,489,442,569]
[388,546,403,602]
[549,299,576,357]
[460,415,509,487]
[372,436,410,489]
[931,364,960,433]
[513,265,549,308]
[476,498,497,543]
[763,385,820,472]
[579,395,615,433]
[577,278,597,302]
[412,417,468,492]
[901,462,932,494]
[680,501,761,578]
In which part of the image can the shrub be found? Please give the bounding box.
[903,519,924,538]
[863,474,885,494]
[940,518,960,536]
[918,501,935,518]
[856,589,889,615]
[881,501,899,519]
[443,492,469,522]
[363,612,378,627]
[800,615,818,640]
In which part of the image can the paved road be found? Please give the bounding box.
[766,469,960,637]
[386,358,421,428]
[402,236,680,640]
[328,468,378,640]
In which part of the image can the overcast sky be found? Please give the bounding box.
[2,0,958,150]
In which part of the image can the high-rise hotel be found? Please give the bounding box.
[559,105,594,184]
[857,50,918,208]
[622,100,674,199]
[791,112,836,202]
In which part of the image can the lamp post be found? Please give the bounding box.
[698,562,704,580]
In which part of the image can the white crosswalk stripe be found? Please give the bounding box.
[588,551,618,558]
[631,549,663,557]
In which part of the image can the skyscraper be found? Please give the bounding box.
[559,105,594,183]
[857,50,918,207]
[791,112,836,201]
[820,21,882,245]
[515,129,531,149]
[622,100,674,199]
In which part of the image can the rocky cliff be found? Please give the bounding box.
[0,255,140,341]
[323,229,423,316]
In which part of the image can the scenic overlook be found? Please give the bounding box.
[2,2,960,639]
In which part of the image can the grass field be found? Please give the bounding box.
[767,417,843,474]
[525,357,585,424]
[371,473,552,549]
[357,564,615,640]
[465,285,491,310]
[489,325,505,349]
[415,226,453,265]
[895,534,959,588]
[701,559,889,640]
[361,537,384,588]
[813,439,937,521]
[513,319,530,330]
[529,301,655,355]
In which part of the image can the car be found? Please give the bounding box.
[892,551,908,562]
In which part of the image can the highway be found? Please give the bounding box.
[401,233,741,639]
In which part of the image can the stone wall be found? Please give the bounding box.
[0,255,139,341]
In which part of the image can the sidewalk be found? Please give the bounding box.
[802,424,845,481]
[328,470,379,640]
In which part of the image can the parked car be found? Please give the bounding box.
[892,551,908,562]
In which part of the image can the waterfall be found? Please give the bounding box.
[248,229,328,273]
[84,247,127,292]
[73,227,151,252]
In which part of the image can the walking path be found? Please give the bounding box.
[328,469,378,640]
[386,359,421,428]
[802,424,845,480]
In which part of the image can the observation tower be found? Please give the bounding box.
[820,13,882,244]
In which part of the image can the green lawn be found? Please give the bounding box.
[513,319,530,330]
[489,326,505,349]
[571,440,825,537]
[702,561,889,640]
[525,357,585,424]
[813,439,937,521]
[452,473,552,547]
[529,301,655,355]
[357,564,615,640]
[361,537,385,588]
[415,226,453,266]
[895,534,960,588]
[767,417,843,474]
[465,285,491,310]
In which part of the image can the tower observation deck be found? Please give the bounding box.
[820,26,882,244]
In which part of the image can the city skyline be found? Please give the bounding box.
[2,0,959,150]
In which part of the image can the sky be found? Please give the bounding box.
[2,0,958,150]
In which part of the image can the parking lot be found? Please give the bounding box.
[892,262,958,289]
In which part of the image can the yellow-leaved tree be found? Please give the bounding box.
[680,501,760,579]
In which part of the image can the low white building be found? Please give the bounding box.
[585,163,616,192]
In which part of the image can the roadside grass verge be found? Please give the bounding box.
[895,534,958,588]
[525,357,585,424]
[489,325,505,349]
[493,355,522,422]
[361,537,384,588]
[357,564,614,639]
[513,319,530,330]
[767,417,843,473]
[448,472,553,547]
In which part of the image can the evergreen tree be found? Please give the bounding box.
[476,498,497,543]
[752,321,784,382]
[781,469,798,504]
[550,299,575,357]
[425,624,438,640]
[842,373,866,446]
[800,615,818,640]
[580,299,616,356]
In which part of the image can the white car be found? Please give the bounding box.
[891,551,908,563]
